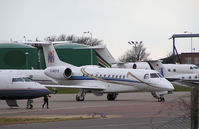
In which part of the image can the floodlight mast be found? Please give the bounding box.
[169,33,199,64]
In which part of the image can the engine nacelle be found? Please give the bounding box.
[44,66,72,80]
[112,62,151,70]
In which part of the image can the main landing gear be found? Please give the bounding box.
[26,99,33,109]
[107,93,118,101]
[158,97,165,102]
[76,89,85,101]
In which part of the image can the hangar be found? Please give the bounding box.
[0,43,111,69]
[0,43,38,69]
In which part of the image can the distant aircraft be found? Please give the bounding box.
[0,72,50,108]
[147,60,199,87]
[113,60,199,86]
[21,41,173,102]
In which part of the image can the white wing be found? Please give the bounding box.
[44,85,106,90]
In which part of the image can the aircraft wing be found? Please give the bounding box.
[176,80,199,87]
[44,85,106,90]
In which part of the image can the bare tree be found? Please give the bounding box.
[45,34,103,46]
[119,43,149,62]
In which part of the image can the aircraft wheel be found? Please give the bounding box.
[161,97,165,102]
[26,104,33,109]
[107,93,117,101]
[76,95,84,101]
[158,97,165,102]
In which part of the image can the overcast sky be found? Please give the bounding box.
[0,0,199,60]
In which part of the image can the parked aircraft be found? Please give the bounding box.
[148,60,199,87]
[0,72,50,108]
[113,60,199,86]
[21,41,173,102]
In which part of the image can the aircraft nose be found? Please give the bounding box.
[43,88,51,95]
[162,79,174,91]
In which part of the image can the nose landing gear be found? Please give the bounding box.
[26,99,33,109]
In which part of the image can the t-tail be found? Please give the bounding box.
[42,43,72,67]
[148,60,169,77]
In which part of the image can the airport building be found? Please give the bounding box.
[180,53,199,66]
[0,43,38,69]
[0,43,111,69]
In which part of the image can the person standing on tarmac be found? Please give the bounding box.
[42,95,50,109]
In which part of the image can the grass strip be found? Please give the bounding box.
[0,117,90,125]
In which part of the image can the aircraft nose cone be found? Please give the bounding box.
[43,88,51,95]
[163,80,174,91]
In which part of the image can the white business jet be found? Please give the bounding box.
[23,41,173,101]
[147,60,199,87]
[0,71,50,108]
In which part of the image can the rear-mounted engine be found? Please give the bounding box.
[44,66,72,79]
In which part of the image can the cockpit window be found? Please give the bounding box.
[194,66,199,69]
[12,78,24,82]
[150,73,159,78]
[190,66,193,70]
[144,74,149,79]
[23,77,32,82]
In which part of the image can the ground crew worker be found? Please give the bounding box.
[42,95,49,109]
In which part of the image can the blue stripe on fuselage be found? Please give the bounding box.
[68,76,141,83]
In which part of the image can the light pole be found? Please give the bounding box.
[83,31,93,65]
[83,31,92,42]
[128,41,143,61]
[23,36,26,42]
[184,31,193,52]
[25,52,29,69]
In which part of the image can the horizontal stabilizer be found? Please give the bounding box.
[6,100,19,107]
[44,85,106,90]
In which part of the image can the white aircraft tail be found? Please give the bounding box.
[42,43,75,67]
[22,41,75,67]
[148,60,169,77]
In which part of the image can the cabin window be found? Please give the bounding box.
[104,75,106,78]
[150,73,159,78]
[119,75,122,78]
[123,75,125,79]
[96,74,98,77]
[182,77,185,80]
[112,75,115,78]
[173,69,176,72]
[115,75,118,78]
[168,69,171,72]
[195,76,197,79]
[189,76,191,79]
[144,74,149,79]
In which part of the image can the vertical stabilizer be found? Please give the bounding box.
[148,60,169,77]
[42,43,74,67]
